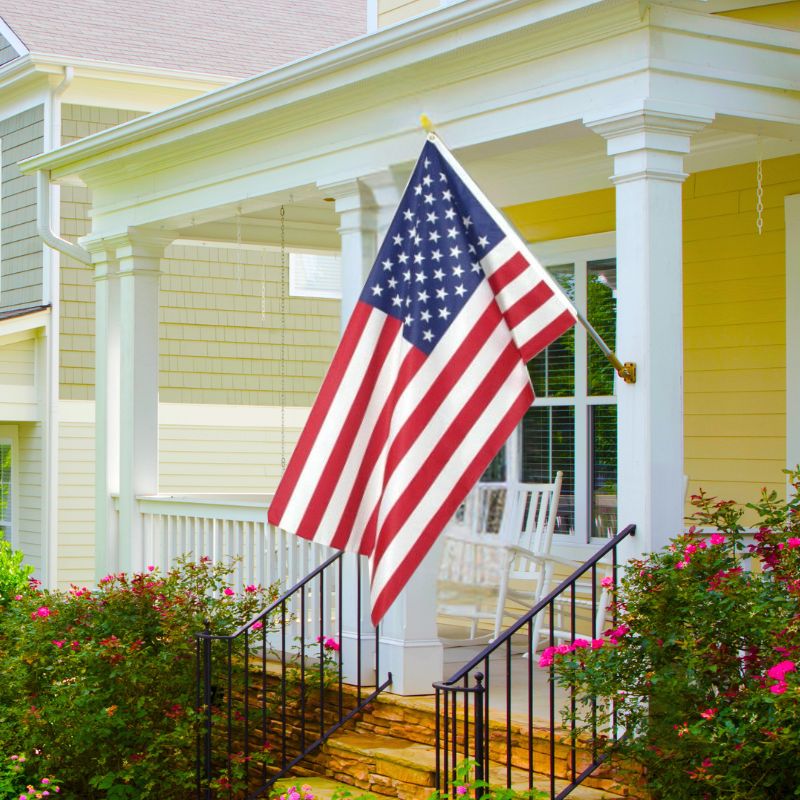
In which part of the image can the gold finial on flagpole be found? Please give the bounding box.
[420,114,435,135]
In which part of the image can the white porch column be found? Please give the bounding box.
[114,230,171,573]
[87,238,121,581]
[586,105,712,555]
[317,179,380,684]
[319,179,378,332]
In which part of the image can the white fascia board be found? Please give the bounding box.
[18,0,615,177]
[0,16,29,57]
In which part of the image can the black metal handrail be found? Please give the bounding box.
[196,551,392,799]
[434,524,636,799]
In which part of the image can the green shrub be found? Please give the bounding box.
[0,534,33,606]
[0,557,278,798]
[544,469,800,799]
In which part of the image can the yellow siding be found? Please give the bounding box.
[683,155,798,510]
[0,337,34,385]
[60,242,341,406]
[717,1,800,30]
[378,0,439,27]
[17,422,42,575]
[0,336,38,421]
[159,244,340,406]
[159,421,303,494]
[57,418,96,589]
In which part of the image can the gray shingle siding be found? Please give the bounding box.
[0,105,44,312]
[0,33,20,66]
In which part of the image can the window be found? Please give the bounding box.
[289,252,342,299]
[0,439,12,542]
[487,234,617,543]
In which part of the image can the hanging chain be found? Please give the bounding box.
[756,158,764,236]
[280,204,287,473]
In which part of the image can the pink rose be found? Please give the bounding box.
[601,576,613,588]
[223,587,235,597]
[767,661,796,681]
[251,621,263,631]
[245,584,257,593]
[787,538,800,549]
[709,533,726,546]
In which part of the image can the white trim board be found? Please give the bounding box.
[787,195,800,477]
[58,399,312,429]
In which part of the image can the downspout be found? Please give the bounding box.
[40,65,88,591]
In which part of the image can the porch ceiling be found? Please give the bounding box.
[19,0,800,240]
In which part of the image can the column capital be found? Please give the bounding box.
[585,103,714,184]
[317,177,376,214]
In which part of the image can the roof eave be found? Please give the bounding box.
[19,0,610,178]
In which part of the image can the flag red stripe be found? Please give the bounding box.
[518,309,577,361]
[503,281,554,331]
[370,340,523,570]
[327,345,426,551]
[381,301,504,491]
[369,382,535,624]
[486,251,529,296]
[356,300,505,556]
[268,302,374,526]
[294,314,402,541]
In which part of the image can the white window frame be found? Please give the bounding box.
[503,232,617,546]
[0,425,19,548]
[288,252,342,300]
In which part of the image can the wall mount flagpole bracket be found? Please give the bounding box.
[617,362,637,384]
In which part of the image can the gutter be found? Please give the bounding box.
[36,170,92,265]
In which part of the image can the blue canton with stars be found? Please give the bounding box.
[360,140,505,355]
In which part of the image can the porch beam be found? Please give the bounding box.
[586,104,713,555]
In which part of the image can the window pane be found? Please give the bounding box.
[0,443,11,528]
[587,259,617,397]
[481,447,506,482]
[521,405,575,536]
[527,265,575,398]
[590,405,617,538]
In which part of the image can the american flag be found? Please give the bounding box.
[268,134,577,624]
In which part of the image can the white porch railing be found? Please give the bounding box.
[113,494,341,647]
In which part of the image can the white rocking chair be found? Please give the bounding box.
[437,473,563,644]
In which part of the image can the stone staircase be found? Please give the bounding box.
[286,687,646,800]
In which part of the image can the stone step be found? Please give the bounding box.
[320,731,632,800]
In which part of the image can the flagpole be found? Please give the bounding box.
[419,115,637,385]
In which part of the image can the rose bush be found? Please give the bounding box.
[545,470,800,799]
[0,556,278,798]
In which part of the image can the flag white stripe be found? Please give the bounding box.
[374,292,515,535]
[512,296,571,348]
[494,268,548,313]
[341,285,499,548]
[478,237,519,278]
[278,308,387,532]
[370,360,532,596]
[313,331,412,548]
